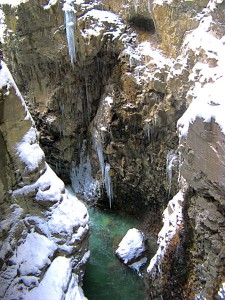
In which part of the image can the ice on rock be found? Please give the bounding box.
[70,141,99,200]
[129,257,148,274]
[93,131,114,208]
[94,134,105,180]
[166,150,178,197]
[115,228,147,270]
[63,3,76,65]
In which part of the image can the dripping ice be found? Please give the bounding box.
[166,150,177,197]
[64,3,76,65]
[93,132,113,208]
[94,137,105,180]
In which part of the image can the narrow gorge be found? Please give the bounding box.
[0,0,224,299]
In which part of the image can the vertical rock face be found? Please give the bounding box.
[146,0,225,298]
[1,0,225,299]
[0,61,89,300]
[179,118,225,299]
[2,0,121,183]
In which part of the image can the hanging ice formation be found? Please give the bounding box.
[148,0,151,13]
[93,132,113,208]
[105,163,113,209]
[166,150,177,197]
[64,2,76,65]
[134,0,138,14]
[70,140,99,199]
[94,137,105,180]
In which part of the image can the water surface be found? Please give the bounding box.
[83,207,147,300]
[67,186,154,300]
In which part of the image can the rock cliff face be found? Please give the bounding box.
[146,0,225,299]
[2,0,183,221]
[0,61,89,299]
[1,0,225,299]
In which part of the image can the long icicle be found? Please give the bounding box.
[64,4,76,65]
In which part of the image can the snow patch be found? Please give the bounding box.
[81,9,125,41]
[48,188,88,238]
[177,17,225,137]
[16,232,57,276]
[147,191,184,274]
[43,0,58,9]
[13,163,65,205]
[25,256,86,300]
[16,128,45,172]
[0,0,29,6]
[218,282,225,299]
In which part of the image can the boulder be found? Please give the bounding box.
[115,228,147,273]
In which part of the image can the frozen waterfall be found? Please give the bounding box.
[64,5,76,65]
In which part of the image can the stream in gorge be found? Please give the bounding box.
[67,187,157,300]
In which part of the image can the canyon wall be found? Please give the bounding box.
[2,0,183,221]
[1,0,225,299]
[146,0,225,299]
[0,61,89,299]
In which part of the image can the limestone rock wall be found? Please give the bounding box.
[179,118,225,299]
[2,0,121,183]
[2,0,183,220]
[0,61,89,300]
[146,0,225,298]
[2,0,225,298]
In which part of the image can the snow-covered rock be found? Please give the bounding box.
[0,61,89,300]
[147,191,184,274]
[115,228,147,272]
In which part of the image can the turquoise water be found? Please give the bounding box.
[67,186,155,300]
[83,208,147,300]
